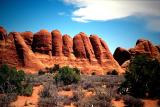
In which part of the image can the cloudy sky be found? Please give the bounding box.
[0,0,160,53]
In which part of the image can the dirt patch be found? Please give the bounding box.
[58,90,73,97]
[143,99,158,107]
[112,99,125,107]
[10,85,43,107]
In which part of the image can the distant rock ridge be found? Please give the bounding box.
[113,39,160,70]
[0,26,124,74]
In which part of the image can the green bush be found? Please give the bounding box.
[0,64,33,96]
[119,55,160,98]
[55,66,80,85]
[20,84,33,96]
[49,64,60,73]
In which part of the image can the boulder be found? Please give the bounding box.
[113,47,131,65]
[32,29,52,55]
[51,30,63,56]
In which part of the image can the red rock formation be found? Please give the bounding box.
[89,35,103,63]
[0,26,7,40]
[0,27,124,74]
[73,33,86,58]
[114,39,160,70]
[129,39,159,58]
[113,47,131,65]
[156,45,160,53]
[62,34,73,57]
[13,32,44,69]
[51,30,63,56]
[80,32,95,61]
[0,32,22,67]
[20,31,33,48]
[32,29,52,55]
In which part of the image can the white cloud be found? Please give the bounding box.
[63,0,160,31]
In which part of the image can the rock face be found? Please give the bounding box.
[13,32,44,69]
[129,39,159,57]
[0,26,7,40]
[21,31,33,49]
[114,39,160,69]
[0,27,124,74]
[62,34,73,57]
[73,33,87,59]
[51,30,63,56]
[32,30,52,55]
[156,45,160,53]
[113,47,131,65]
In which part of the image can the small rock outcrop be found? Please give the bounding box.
[129,39,159,58]
[114,39,160,69]
[113,47,131,65]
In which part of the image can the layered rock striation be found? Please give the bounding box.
[0,26,123,74]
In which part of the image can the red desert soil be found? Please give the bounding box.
[58,90,73,97]
[143,99,159,107]
[10,85,43,107]
[112,99,125,107]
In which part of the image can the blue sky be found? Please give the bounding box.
[0,0,160,53]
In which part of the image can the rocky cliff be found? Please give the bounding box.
[0,26,124,74]
[113,39,160,70]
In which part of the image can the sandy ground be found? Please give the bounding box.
[143,99,159,107]
[112,99,125,107]
[58,90,73,97]
[10,85,43,107]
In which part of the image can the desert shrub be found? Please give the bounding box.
[123,95,144,107]
[49,64,60,73]
[20,84,33,96]
[38,69,45,75]
[39,83,58,107]
[107,69,118,75]
[119,55,160,98]
[0,93,17,107]
[83,91,112,107]
[63,98,72,106]
[54,66,80,85]
[0,64,33,96]
[82,82,94,90]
